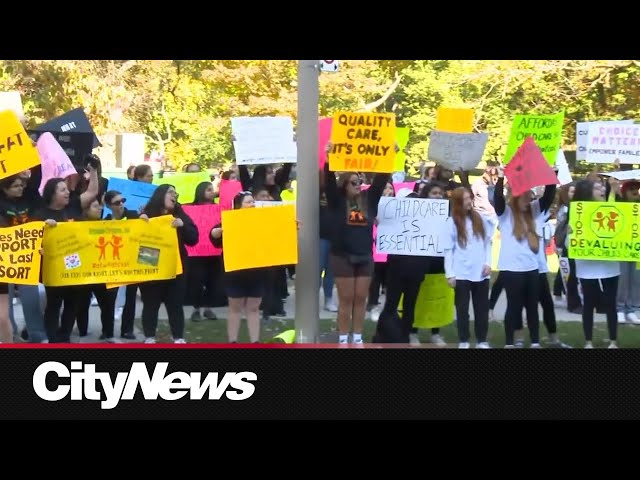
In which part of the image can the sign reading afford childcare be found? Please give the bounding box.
[0,110,41,180]
[505,137,559,197]
[428,131,488,171]
[375,197,449,257]
[221,204,298,272]
[231,116,297,165]
[568,201,640,262]
[42,216,180,286]
[0,222,45,286]
[504,111,564,165]
[329,112,396,173]
[585,122,640,164]
[576,120,634,161]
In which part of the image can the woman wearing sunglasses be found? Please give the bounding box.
[104,190,148,340]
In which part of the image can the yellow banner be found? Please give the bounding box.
[0,222,45,285]
[106,245,183,289]
[329,112,396,173]
[569,201,640,261]
[0,110,41,179]
[43,216,179,286]
[221,204,298,272]
[400,274,455,329]
[436,108,474,134]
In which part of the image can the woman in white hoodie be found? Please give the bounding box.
[444,187,493,348]
[567,179,620,348]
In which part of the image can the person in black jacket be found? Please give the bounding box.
[139,184,198,344]
[324,144,391,345]
[210,191,268,343]
[104,190,147,339]
[238,163,293,202]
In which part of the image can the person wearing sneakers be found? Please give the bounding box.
[568,179,620,348]
[444,187,493,349]
[615,180,640,325]
[324,146,391,345]
[140,185,199,344]
[494,166,557,348]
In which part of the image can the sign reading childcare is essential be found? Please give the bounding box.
[0,222,45,285]
[504,111,564,165]
[576,120,633,161]
[376,197,449,257]
[568,201,640,262]
[329,112,396,173]
[585,122,640,164]
[0,110,41,180]
[42,216,180,286]
[428,130,488,171]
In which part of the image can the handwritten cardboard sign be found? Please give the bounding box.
[576,120,633,161]
[329,112,396,173]
[585,122,640,164]
[428,130,488,171]
[504,111,564,165]
[37,132,77,194]
[505,137,559,197]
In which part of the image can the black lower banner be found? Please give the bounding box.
[0,346,637,420]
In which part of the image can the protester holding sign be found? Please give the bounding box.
[35,168,99,342]
[210,192,267,343]
[140,185,198,344]
[367,181,395,311]
[494,166,557,348]
[567,180,621,348]
[324,155,390,345]
[444,187,493,348]
[615,181,640,325]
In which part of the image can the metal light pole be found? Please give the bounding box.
[294,60,320,343]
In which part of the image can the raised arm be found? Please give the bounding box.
[324,161,339,209]
[367,173,391,216]
[458,170,471,189]
[538,178,558,214]
[238,165,252,191]
[494,170,506,216]
[79,166,99,209]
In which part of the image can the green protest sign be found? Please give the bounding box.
[504,111,564,165]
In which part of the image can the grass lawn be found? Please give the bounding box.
[143,317,640,348]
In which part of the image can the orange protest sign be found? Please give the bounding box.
[0,110,41,180]
[436,108,474,133]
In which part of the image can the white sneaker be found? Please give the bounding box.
[12,297,18,305]
[339,337,349,345]
[608,341,618,349]
[530,343,541,349]
[409,333,421,346]
[618,312,627,324]
[627,312,640,325]
[553,296,565,308]
[174,338,187,344]
[114,307,123,321]
[584,341,594,349]
[476,342,491,349]
[458,342,470,349]
[431,334,446,346]
[144,337,156,344]
[324,298,338,313]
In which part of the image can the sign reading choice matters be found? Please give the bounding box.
[375,197,449,257]
[504,111,564,165]
[576,120,633,161]
[42,216,180,286]
[329,112,396,173]
[0,222,45,285]
[0,110,41,180]
[585,122,640,164]
[568,201,640,262]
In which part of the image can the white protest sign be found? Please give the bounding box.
[584,121,640,164]
[231,116,297,165]
[376,197,449,257]
[427,130,489,171]
[576,120,633,160]
[554,149,572,185]
[600,169,640,181]
[0,91,25,123]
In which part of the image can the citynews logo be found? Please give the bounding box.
[33,361,257,410]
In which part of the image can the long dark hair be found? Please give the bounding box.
[572,180,596,202]
[193,181,213,205]
[144,184,180,218]
[0,174,24,198]
[42,178,65,207]
[233,191,253,209]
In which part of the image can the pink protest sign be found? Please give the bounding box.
[219,179,243,211]
[359,182,415,195]
[318,118,333,169]
[182,204,222,257]
[372,225,387,263]
[37,132,76,194]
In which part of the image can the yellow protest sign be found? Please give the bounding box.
[329,112,396,173]
[0,110,41,180]
[569,201,640,261]
[153,171,211,204]
[106,243,183,289]
[221,204,297,272]
[42,215,179,286]
[0,222,45,285]
[393,127,410,172]
[436,108,474,133]
[400,274,455,329]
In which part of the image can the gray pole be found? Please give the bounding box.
[294,60,320,343]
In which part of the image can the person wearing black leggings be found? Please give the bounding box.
[569,179,620,348]
[444,187,493,348]
[494,166,557,348]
